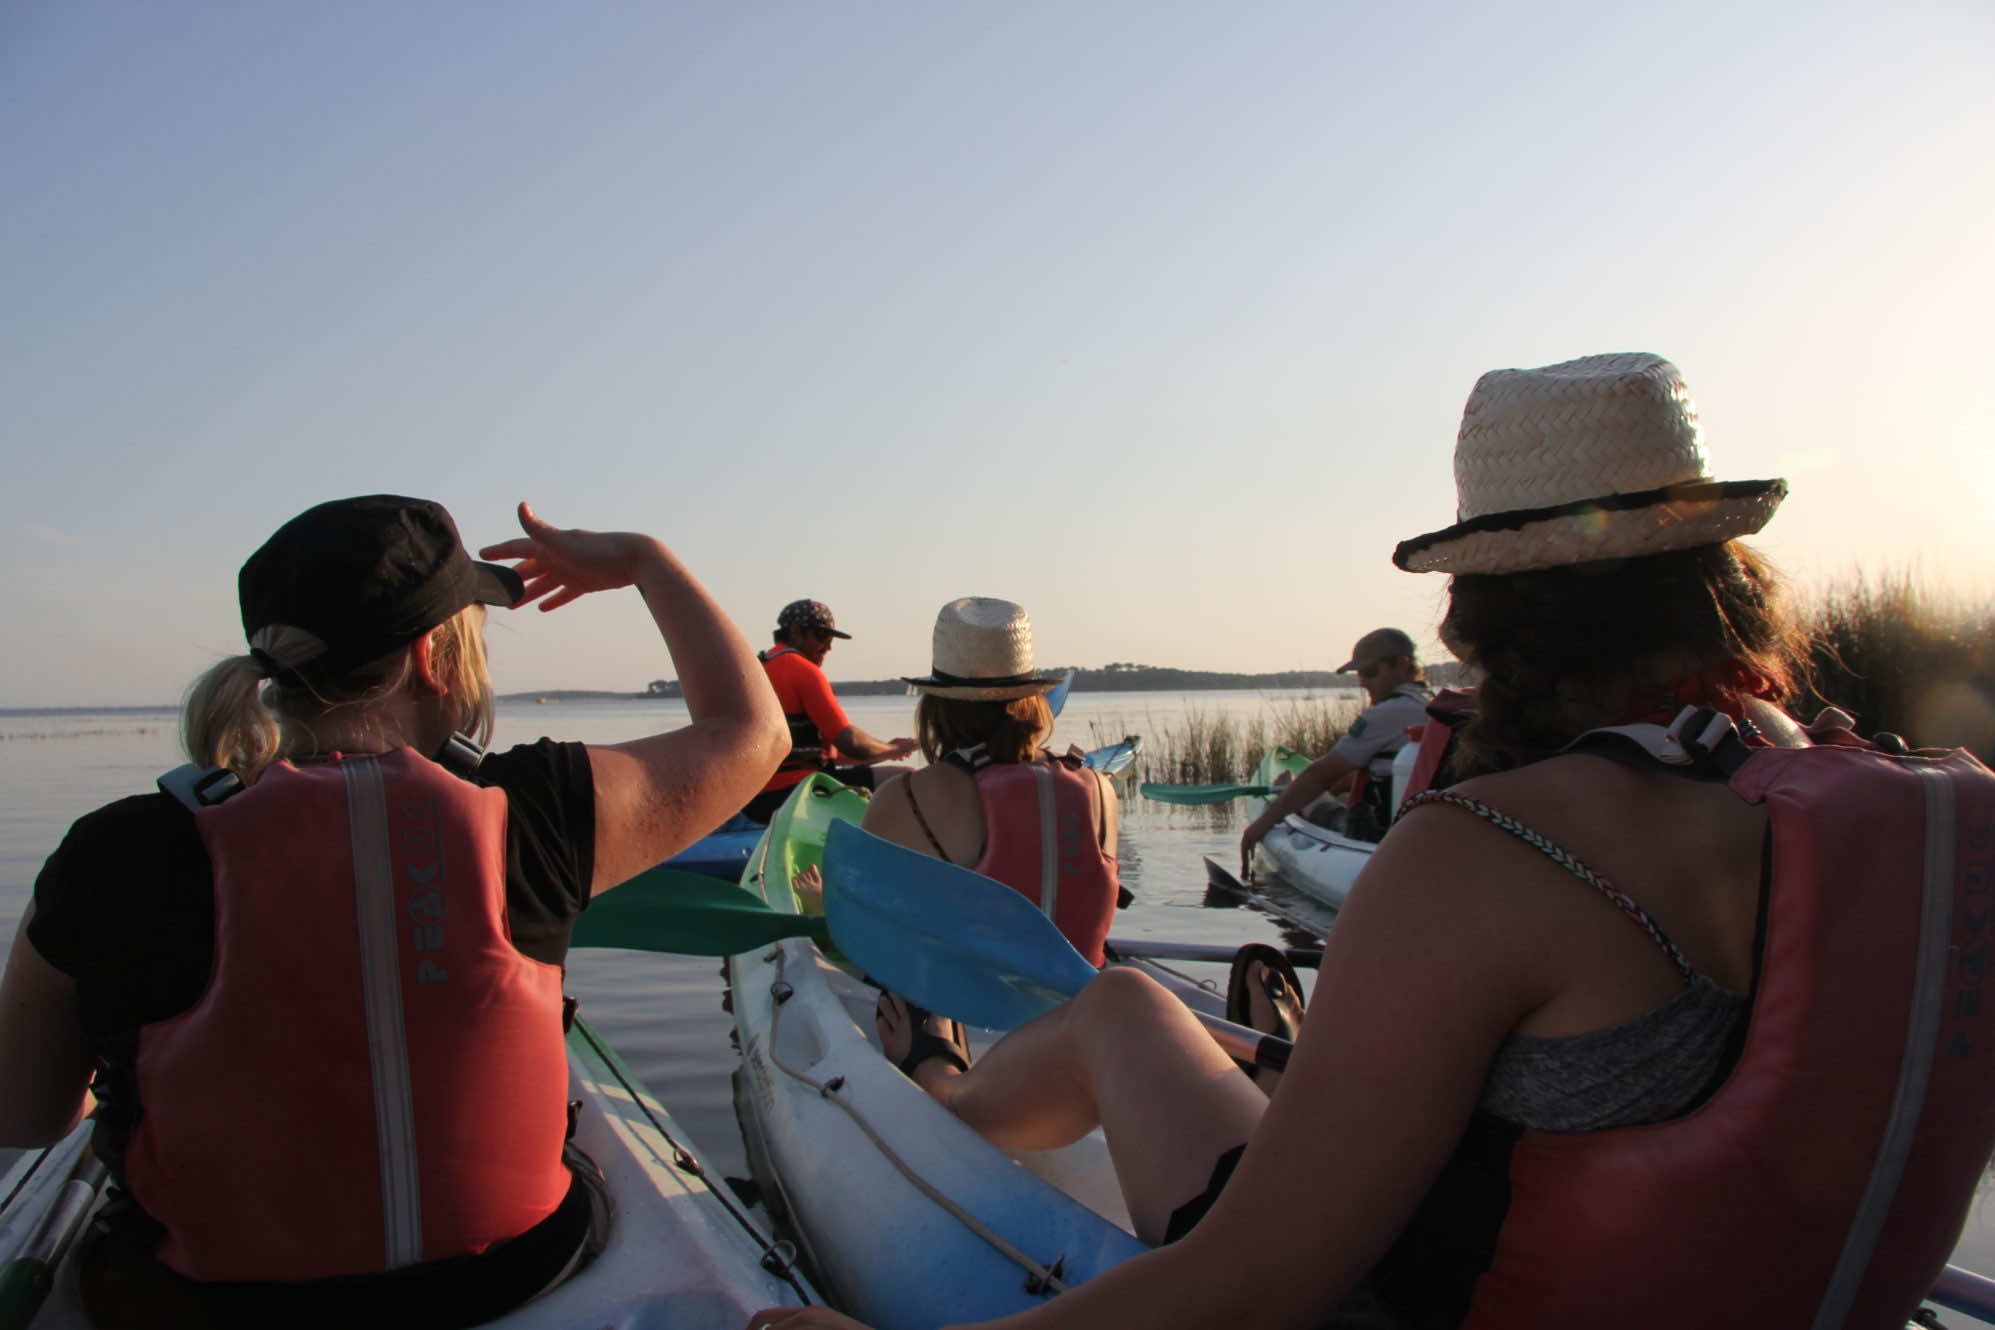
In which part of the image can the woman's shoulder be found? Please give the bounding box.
[53,791,195,856]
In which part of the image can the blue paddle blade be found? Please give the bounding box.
[822,820,1100,1030]
[1047,670,1074,718]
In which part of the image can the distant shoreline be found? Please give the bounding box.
[509,669,1377,704]
[6,666,1476,713]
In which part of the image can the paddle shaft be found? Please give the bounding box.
[1930,1264,1995,1321]
[1138,782,1278,806]
[1118,956,1294,1071]
[1106,937,1322,969]
[1189,1009,1290,1071]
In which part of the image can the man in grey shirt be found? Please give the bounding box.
[1240,627,1434,870]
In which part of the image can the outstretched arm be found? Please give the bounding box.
[1238,750,1358,872]
[828,725,918,765]
[481,503,787,894]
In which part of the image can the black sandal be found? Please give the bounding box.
[876,991,972,1078]
[1225,943,1305,1079]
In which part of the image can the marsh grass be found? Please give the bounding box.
[1088,693,1362,790]
[1091,571,1992,824]
[1802,574,1995,763]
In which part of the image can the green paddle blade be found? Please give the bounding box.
[573,866,828,956]
[1138,782,1278,805]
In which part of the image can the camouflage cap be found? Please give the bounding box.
[777,599,852,639]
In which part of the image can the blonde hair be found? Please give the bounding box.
[915,692,1053,764]
[181,606,494,783]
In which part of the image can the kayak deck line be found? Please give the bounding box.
[570,1018,812,1299]
[750,941,1075,1296]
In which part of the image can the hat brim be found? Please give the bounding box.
[472,561,526,609]
[902,673,1064,702]
[1393,479,1786,576]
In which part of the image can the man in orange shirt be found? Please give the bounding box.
[742,599,917,822]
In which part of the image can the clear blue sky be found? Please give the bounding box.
[5,1,1991,706]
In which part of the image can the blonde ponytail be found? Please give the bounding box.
[182,655,283,781]
[180,606,496,783]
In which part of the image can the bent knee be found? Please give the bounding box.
[1076,965,1184,1023]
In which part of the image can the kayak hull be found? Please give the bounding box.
[730,938,1145,1330]
[1256,815,1375,910]
[1082,735,1142,778]
[0,1020,816,1329]
[1244,745,1372,909]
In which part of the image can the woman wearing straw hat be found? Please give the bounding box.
[857,597,1122,1080]
[0,496,786,1328]
[748,355,1995,1330]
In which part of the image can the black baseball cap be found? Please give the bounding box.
[239,495,522,682]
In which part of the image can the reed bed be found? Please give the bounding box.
[1098,571,1992,819]
[1801,574,1994,763]
[1088,694,1361,790]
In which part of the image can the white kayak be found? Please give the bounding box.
[730,936,1148,1330]
[1249,743,1429,911]
[0,1018,818,1329]
[1254,814,1376,910]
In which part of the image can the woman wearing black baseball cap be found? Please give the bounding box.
[0,495,785,1327]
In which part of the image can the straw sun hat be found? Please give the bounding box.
[902,597,1066,701]
[1392,353,1786,576]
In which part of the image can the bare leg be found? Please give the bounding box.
[887,967,1267,1245]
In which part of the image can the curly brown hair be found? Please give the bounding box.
[1440,542,1810,773]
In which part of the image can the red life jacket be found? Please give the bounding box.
[949,747,1120,966]
[760,646,831,780]
[1461,712,1995,1330]
[128,750,572,1282]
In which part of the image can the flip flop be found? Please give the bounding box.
[1225,942,1306,1080]
[875,990,972,1079]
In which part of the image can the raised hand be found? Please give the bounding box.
[478,502,661,612]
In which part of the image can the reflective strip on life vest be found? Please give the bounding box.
[342,756,424,1270]
[1811,763,1956,1329]
[1032,761,1059,921]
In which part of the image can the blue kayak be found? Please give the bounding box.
[662,811,766,880]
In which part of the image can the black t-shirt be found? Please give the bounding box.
[28,739,596,1047]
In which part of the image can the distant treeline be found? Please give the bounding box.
[510,580,1995,775]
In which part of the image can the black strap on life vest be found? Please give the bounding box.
[1560,706,1758,783]
[157,734,488,813]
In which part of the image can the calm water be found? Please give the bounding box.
[5,691,1994,1302]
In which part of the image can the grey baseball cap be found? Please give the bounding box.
[1338,627,1418,673]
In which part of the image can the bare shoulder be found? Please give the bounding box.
[1381,753,1766,996]
[862,763,981,862]
[1435,754,1762,858]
